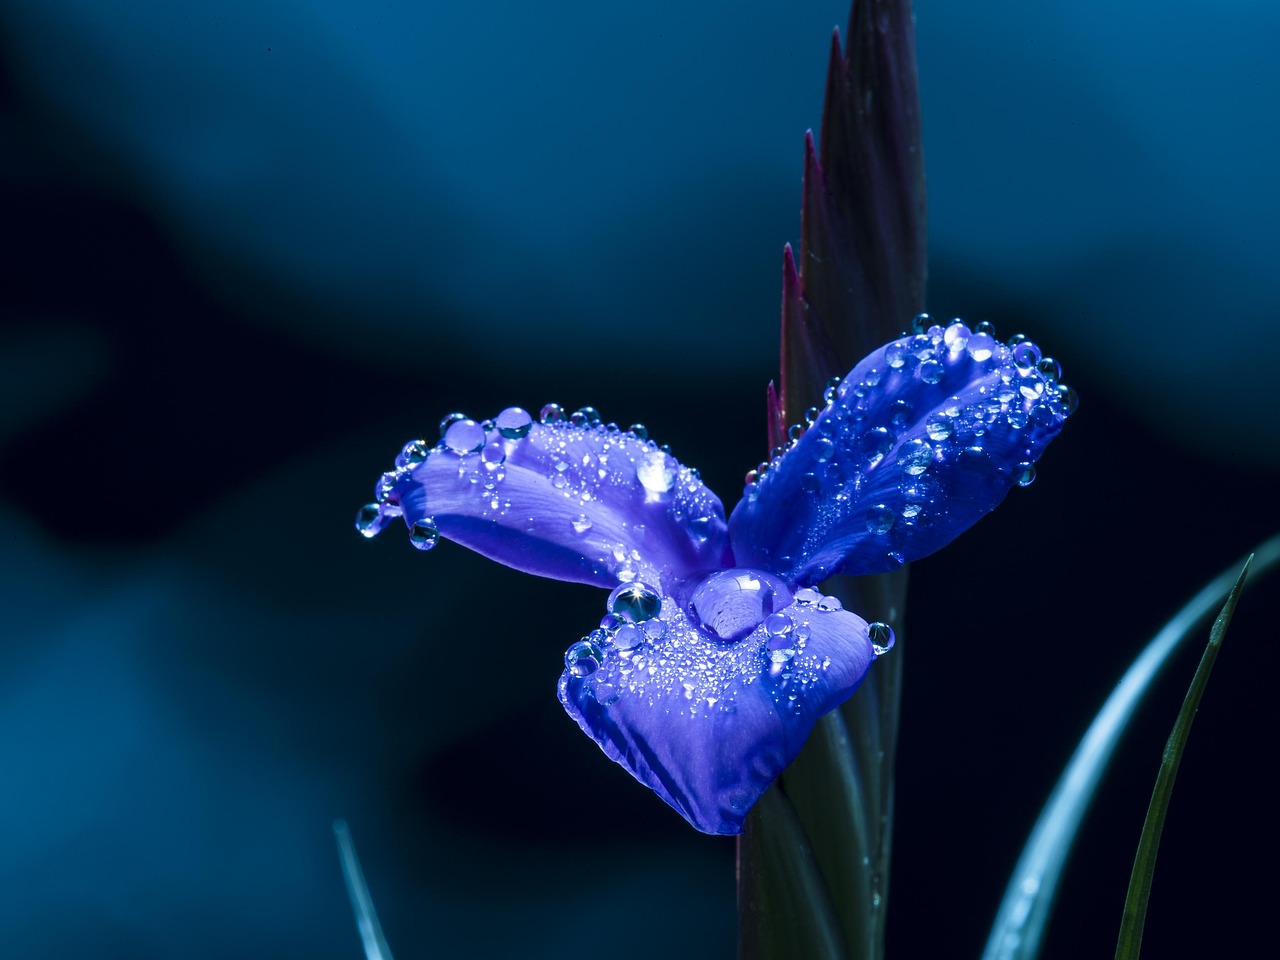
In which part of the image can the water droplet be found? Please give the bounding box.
[898,439,932,476]
[354,503,383,538]
[570,406,601,427]
[438,412,467,435]
[910,312,931,334]
[866,504,895,534]
[814,436,835,462]
[376,470,400,502]
[401,439,430,464]
[918,358,944,384]
[690,569,792,642]
[409,517,439,551]
[1012,341,1041,374]
[444,419,485,454]
[975,320,997,337]
[925,415,953,441]
[1019,375,1046,400]
[637,451,675,494]
[886,341,908,369]
[608,581,662,622]
[495,406,533,439]
[794,587,823,605]
[1015,462,1037,487]
[890,400,913,431]
[944,321,971,352]
[788,423,806,442]
[1036,357,1062,381]
[823,376,842,404]
[869,622,896,656]
[794,623,811,641]
[572,513,593,534]
[565,638,603,677]
[540,403,565,423]
[641,618,667,642]
[767,635,796,663]
[481,440,506,465]
[804,406,821,424]
[966,332,996,362]
[599,613,622,631]
[629,423,648,441]
[612,623,643,652]
[1058,384,1079,416]
[764,612,793,636]
[817,595,843,612]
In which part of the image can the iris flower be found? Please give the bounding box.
[356,319,1072,835]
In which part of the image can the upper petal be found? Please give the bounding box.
[363,408,732,590]
[558,574,875,835]
[729,322,1075,583]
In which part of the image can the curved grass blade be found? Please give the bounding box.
[981,532,1280,960]
[1113,555,1252,960]
[333,819,396,960]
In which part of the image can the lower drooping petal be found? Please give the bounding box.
[729,321,1074,584]
[361,409,733,591]
[558,573,875,835]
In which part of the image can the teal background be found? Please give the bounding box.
[2,1,1276,957]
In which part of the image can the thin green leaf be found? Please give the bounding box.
[1113,554,1252,960]
[737,788,848,960]
[333,819,395,960]
[982,533,1280,960]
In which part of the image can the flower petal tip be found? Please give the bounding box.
[730,319,1074,584]
[557,573,875,834]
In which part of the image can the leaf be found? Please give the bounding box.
[981,534,1280,960]
[333,819,395,960]
[737,789,848,960]
[1113,555,1253,960]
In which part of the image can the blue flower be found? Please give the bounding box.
[357,319,1073,834]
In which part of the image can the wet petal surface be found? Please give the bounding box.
[558,572,875,834]
[367,410,732,590]
[729,321,1073,584]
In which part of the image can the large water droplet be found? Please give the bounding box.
[572,513,593,534]
[767,633,796,663]
[944,321,971,352]
[481,440,506,465]
[1015,462,1037,487]
[496,406,533,439]
[764,612,793,636]
[817,595,843,613]
[438,412,467,436]
[540,403,565,423]
[608,581,662,622]
[1037,357,1062,381]
[794,587,823,605]
[612,623,643,652]
[898,439,932,476]
[925,415,953,442]
[401,439,430,465]
[565,638,603,677]
[814,437,835,462]
[354,503,383,538]
[886,342,908,369]
[690,569,792,642]
[868,622,896,656]
[444,419,485,454]
[1012,341,1041,374]
[1058,384,1079,416]
[918,358,944,384]
[966,332,996,362]
[409,518,439,551]
[629,423,648,441]
[637,451,675,494]
[866,504,895,534]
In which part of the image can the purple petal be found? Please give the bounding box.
[373,411,732,590]
[558,572,875,835]
[730,322,1074,583]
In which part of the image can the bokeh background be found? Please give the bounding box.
[2,1,1277,957]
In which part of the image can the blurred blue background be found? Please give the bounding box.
[2,1,1276,957]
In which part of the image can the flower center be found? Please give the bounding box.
[688,568,794,643]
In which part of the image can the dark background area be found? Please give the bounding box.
[2,1,1276,957]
